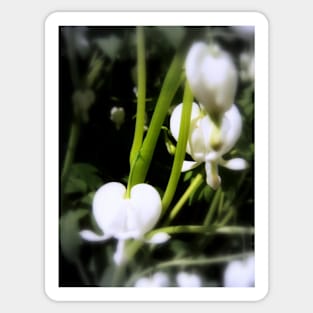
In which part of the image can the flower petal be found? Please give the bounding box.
[219,158,248,170]
[205,161,221,190]
[146,232,171,244]
[129,184,162,237]
[170,102,201,142]
[181,160,201,172]
[185,42,237,115]
[80,230,110,242]
[219,105,243,154]
[113,239,126,265]
[92,182,127,236]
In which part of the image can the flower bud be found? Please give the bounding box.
[110,106,125,130]
[185,42,238,120]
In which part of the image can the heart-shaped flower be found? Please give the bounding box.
[170,102,247,189]
[80,182,162,264]
[223,255,255,287]
[185,42,238,120]
[81,182,162,241]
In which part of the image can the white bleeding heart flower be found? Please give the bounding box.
[176,272,202,287]
[80,182,162,265]
[185,42,238,120]
[134,272,169,287]
[239,52,255,83]
[110,106,125,130]
[170,102,247,189]
[223,255,255,287]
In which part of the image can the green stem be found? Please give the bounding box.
[61,121,80,190]
[128,48,186,188]
[75,260,90,286]
[161,81,193,212]
[163,173,203,224]
[203,188,222,227]
[216,209,235,227]
[129,26,146,166]
[147,224,254,238]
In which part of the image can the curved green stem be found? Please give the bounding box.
[163,173,203,224]
[161,81,193,212]
[129,26,146,166]
[128,49,186,188]
[203,188,222,227]
[147,224,254,238]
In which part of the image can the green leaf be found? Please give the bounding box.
[60,209,89,263]
[96,36,122,60]
[80,191,96,206]
[64,176,88,194]
[66,163,103,193]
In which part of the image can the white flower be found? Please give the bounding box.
[223,255,255,287]
[176,272,202,287]
[185,42,238,119]
[80,182,162,265]
[135,272,169,287]
[110,106,125,130]
[239,52,254,83]
[170,102,247,189]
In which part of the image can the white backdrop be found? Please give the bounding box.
[0,0,312,311]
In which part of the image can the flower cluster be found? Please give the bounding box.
[170,42,248,189]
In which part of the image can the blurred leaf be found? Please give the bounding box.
[80,191,96,206]
[183,171,193,182]
[65,176,88,194]
[157,27,185,49]
[60,209,89,263]
[96,35,122,60]
[66,163,103,193]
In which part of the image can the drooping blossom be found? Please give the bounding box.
[185,42,238,120]
[80,182,162,265]
[170,102,247,189]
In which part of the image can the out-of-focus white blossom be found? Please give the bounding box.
[72,89,95,123]
[170,102,247,189]
[135,272,169,287]
[110,106,125,130]
[223,255,255,287]
[185,42,238,119]
[80,182,162,265]
[239,52,254,83]
[232,26,254,41]
[176,272,202,287]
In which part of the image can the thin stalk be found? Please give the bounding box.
[163,173,203,224]
[75,260,90,286]
[203,188,222,227]
[161,81,193,212]
[147,225,254,238]
[61,121,80,189]
[128,49,186,188]
[129,26,146,165]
